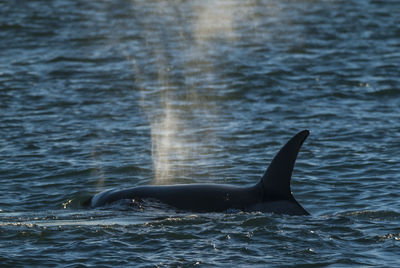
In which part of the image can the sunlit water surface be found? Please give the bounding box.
[1,0,399,267]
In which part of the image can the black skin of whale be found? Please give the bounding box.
[89,130,310,216]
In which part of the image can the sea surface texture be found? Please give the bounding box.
[1,0,399,267]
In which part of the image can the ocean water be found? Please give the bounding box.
[1,0,399,267]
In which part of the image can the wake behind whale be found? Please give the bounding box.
[89,130,310,216]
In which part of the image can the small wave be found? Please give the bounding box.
[366,88,400,97]
[61,192,93,209]
[375,233,400,242]
[334,210,400,221]
[0,23,24,31]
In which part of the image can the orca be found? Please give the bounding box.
[89,130,310,215]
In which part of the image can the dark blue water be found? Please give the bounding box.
[1,0,399,266]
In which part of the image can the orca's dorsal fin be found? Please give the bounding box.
[260,130,309,202]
